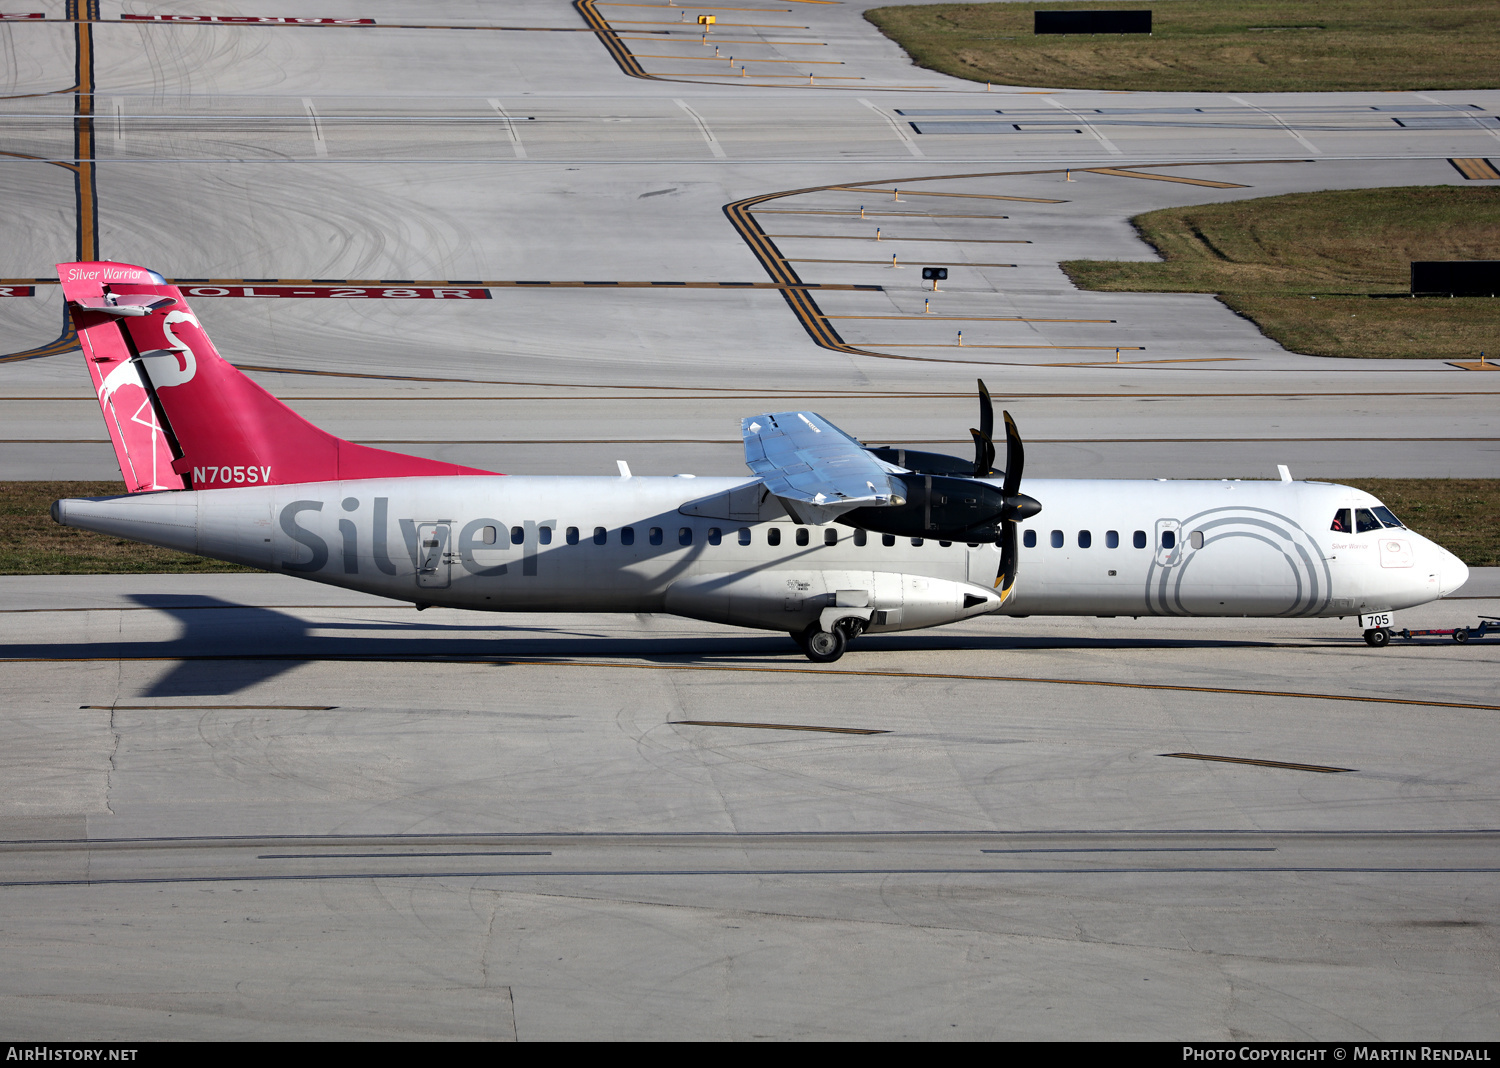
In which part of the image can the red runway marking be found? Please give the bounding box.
[120,14,376,24]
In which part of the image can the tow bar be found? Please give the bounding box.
[1393,615,1499,644]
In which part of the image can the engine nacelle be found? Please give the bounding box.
[865,446,985,477]
[840,474,1008,542]
[664,569,1001,633]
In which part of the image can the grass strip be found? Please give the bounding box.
[2,482,252,575]
[6,479,1495,572]
[1061,186,1500,361]
[865,1,1500,93]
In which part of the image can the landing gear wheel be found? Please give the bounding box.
[797,623,847,663]
[1364,627,1390,648]
[1454,628,1470,644]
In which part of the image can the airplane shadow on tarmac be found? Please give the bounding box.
[0,594,1324,698]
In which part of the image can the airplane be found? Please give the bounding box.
[50,260,1469,660]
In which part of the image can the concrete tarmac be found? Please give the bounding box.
[0,574,1497,1039]
[1,0,1498,1041]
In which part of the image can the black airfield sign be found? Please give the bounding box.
[1411,260,1500,296]
[1034,10,1152,34]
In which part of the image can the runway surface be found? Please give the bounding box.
[1,0,1498,1041]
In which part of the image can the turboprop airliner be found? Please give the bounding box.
[50,261,1468,660]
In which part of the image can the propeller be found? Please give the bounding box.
[994,407,1041,600]
[847,380,1040,596]
[965,378,1040,598]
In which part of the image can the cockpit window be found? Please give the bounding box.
[1371,505,1404,529]
[1330,508,1352,533]
[1354,508,1383,534]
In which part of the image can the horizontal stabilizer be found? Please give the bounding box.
[742,411,904,524]
[69,297,177,317]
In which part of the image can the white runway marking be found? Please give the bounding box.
[301,97,328,158]
[674,99,727,158]
[487,98,528,159]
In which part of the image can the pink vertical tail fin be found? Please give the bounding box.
[59,261,498,491]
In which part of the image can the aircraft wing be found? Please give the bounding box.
[742,411,905,525]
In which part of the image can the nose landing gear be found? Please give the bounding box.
[1363,627,1391,648]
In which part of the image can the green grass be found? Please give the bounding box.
[865,1,1500,92]
[3,481,253,575]
[1060,186,1500,360]
[6,479,1496,571]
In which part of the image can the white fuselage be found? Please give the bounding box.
[55,475,1468,634]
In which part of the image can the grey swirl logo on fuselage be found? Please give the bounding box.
[1143,506,1330,617]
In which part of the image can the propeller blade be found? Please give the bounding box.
[1001,409,1024,499]
[995,520,1018,601]
[969,428,996,477]
[973,379,995,476]
[993,408,1035,603]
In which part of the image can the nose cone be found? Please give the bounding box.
[1006,493,1042,521]
[1438,546,1470,598]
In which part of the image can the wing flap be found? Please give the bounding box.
[742,412,905,524]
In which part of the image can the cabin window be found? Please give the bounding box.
[1105,530,1119,548]
[1023,529,1036,548]
[1078,530,1091,549]
[649,527,663,546]
[738,527,751,546]
[939,540,952,548]
[1188,530,1203,549]
[1050,530,1063,549]
[882,534,896,547]
[853,529,867,547]
[795,528,810,547]
[593,526,607,545]
[480,525,497,545]
[1133,530,1147,549]
[1355,508,1383,534]
[824,529,838,546]
[1161,530,1176,549]
[911,537,924,547]
[1372,505,1404,529]
[1330,508,1353,533]
[621,526,635,546]
[767,528,782,547]
[510,526,524,545]
[538,526,552,545]
[708,527,722,546]
[565,526,579,545]
[678,527,692,546]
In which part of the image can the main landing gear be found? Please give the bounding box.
[1363,627,1390,648]
[794,618,865,663]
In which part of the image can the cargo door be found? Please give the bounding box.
[416,522,452,588]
